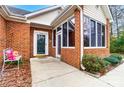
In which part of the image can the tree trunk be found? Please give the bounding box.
[115,6,119,38]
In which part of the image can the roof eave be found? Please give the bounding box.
[26,6,62,18]
[51,5,73,27]
[0,5,27,22]
[51,5,81,27]
[102,5,113,22]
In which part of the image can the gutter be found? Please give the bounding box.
[107,5,113,22]
[51,5,85,70]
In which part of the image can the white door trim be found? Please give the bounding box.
[33,30,49,56]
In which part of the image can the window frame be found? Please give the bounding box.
[62,22,68,47]
[84,15,106,49]
[52,15,75,49]
[62,16,75,48]
[90,19,96,47]
[52,29,56,48]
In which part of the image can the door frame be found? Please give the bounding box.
[56,31,61,58]
[33,30,49,56]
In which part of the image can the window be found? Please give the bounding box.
[62,22,67,47]
[57,26,61,32]
[68,18,75,47]
[84,16,90,47]
[91,20,96,47]
[53,16,75,48]
[102,25,105,46]
[97,23,102,47]
[84,16,105,47]
[53,30,56,47]
[62,17,75,47]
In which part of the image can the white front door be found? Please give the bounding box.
[34,31,48,56]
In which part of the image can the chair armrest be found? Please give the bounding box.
[15,55,22,60]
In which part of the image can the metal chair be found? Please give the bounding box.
[1,48,22,76]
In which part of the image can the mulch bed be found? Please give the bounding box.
[106,61,124,73]
[0,62,32,87]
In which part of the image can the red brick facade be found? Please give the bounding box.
[83,18,110,57]
[61,9,81,69]
[6,21,30,61]
[30,27,55,57]
[0,7,111,69]
[0,15,6,61]
[84,48,109,57]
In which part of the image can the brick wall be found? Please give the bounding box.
[0,7,110,68]
[61,9,81,69]
[30,28,55,57]
[6,21,30,61]
[106,18,110,50]
[0,15,6,62]
[84,18,110,57]
[84,48,109,57]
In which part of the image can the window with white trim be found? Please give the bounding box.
[84,16,105,47]
[52,30,56,47]
[62,17,75,47]
[63,22,68,47]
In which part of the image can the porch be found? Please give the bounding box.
[30,56,110,87]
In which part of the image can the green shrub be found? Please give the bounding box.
[82,55,105,74]
[103,60,111,67]
[110,32,124,53]
[110,54,122,61]
[5,60,23,65]
[104,54,122,65]
[104,56,120,64]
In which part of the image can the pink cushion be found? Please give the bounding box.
[6,49,16,60]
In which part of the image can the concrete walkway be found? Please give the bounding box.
[30,57,111,87]
[99,63,124,87]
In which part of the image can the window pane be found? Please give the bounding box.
[53,30,56,46]
[102,25,105,46]
[84,16,90,47]
[97,23,102,47]
[63,22,67,47]
[37,34,45,54]
[91,20,96,47]
[69,17,75,47]
[57,26,61,32]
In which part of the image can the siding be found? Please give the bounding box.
[27,9,62,25]
[84,5,106,24]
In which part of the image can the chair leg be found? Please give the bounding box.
[21,57,22,63]
[1,62,5,76]
[18,60,19,69]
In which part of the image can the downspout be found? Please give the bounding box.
[77,6,85,70]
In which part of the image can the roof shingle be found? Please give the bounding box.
[7,6,31,16]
